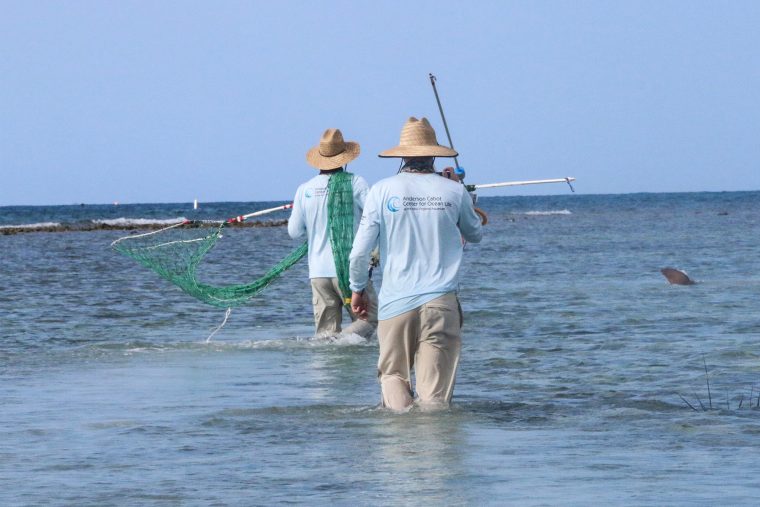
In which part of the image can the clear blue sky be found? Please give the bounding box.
[2,1,759,205]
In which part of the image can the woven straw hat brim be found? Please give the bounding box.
[306,141,360,170]
[378,144,458,158]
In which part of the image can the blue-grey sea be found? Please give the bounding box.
[2,191,760,506]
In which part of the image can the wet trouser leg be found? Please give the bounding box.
[310,278,343,335]
[376,292,462,410]
[311,278,379,337]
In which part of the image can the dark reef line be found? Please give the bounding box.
[0,219,288,236]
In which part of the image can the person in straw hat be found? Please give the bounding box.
[348,117,482,410]
[288,128,377,338]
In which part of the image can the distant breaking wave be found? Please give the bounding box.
[92,217,187,227]
[0,222,62,231]
[0,217,288,235]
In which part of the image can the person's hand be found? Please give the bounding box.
[474,207,488,225]
[351,290,368,320]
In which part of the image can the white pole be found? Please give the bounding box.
[227,203,294,223]
[471,177,575,190]
[193,198,199,210]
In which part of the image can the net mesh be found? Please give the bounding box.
[327,171,355,304]
[112,172,356,308]
[112,222,307,308]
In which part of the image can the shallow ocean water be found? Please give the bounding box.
[2,192,760,506]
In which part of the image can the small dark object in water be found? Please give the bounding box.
[661,267,695,285]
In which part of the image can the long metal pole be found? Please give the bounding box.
[181,203,294,225]
[430,74,576,194]
[469,177,576,191]
[429,73,460,169]
[227,203,293,223]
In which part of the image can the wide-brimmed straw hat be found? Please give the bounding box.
[306,128,360,170]
[379,117,458,158]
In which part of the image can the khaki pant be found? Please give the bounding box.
[377,292,463,410]
[310,277,378,337]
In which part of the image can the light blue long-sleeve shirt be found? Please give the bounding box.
[349,172,482,320]
[288,172,369,278]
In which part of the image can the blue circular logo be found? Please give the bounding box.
[386,196,401,213]
[304,189,313,198]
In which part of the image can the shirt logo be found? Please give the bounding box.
[386,196,401,213]
[305,187,327,199]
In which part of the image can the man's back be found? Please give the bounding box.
[289,172,368,278]
[351,172,481,319]
[349,116,484,409]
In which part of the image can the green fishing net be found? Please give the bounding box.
[327,171,355,305]
[112,172,355,308]
[112,222,308,308]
